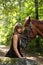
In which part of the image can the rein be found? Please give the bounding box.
[29,22,34,35]
[28,22,35,36]
[24,21,37,41]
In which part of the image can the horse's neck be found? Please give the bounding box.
[31,22,43,38]
[31,19,43,32]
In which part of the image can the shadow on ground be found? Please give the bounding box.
[0,45,43,65]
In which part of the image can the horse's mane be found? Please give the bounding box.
[24,17,43,27]
[30,18,43,24]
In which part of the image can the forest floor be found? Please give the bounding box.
[0,45,43,65]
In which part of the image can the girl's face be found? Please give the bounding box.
[17,27,23,33]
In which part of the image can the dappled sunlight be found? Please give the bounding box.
[0,45,9,53]
[0,0,43,65]
[0,57,39,65]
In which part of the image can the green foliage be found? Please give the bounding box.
[0,0,43,54]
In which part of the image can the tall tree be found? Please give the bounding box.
[34,0,38,19]
[34,0,40,50]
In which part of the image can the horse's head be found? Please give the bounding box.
[24,16,38,41]
[24,16,32,42]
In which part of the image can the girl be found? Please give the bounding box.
[5,22,24,58]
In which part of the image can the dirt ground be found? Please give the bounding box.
[0,45,43,65]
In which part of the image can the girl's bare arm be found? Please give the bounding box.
[13,34,22,58]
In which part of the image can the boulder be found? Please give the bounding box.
[0,57,39,65]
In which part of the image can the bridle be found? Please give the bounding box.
[29,22,35,35]
[24,21,36,41]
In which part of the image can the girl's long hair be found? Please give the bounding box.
[13,22,23,35]
[11,23,23,48]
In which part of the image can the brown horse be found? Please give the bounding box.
[24,16,43,41]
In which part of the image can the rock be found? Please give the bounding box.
[0,57,39,65]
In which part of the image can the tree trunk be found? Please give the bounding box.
[34,0,40,50]
[34,0,38,19]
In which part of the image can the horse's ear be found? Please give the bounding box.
[27,16,30,24]
[29,16,30,23]
[24,16,30,26]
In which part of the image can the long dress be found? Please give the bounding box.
[5,34,23,58]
